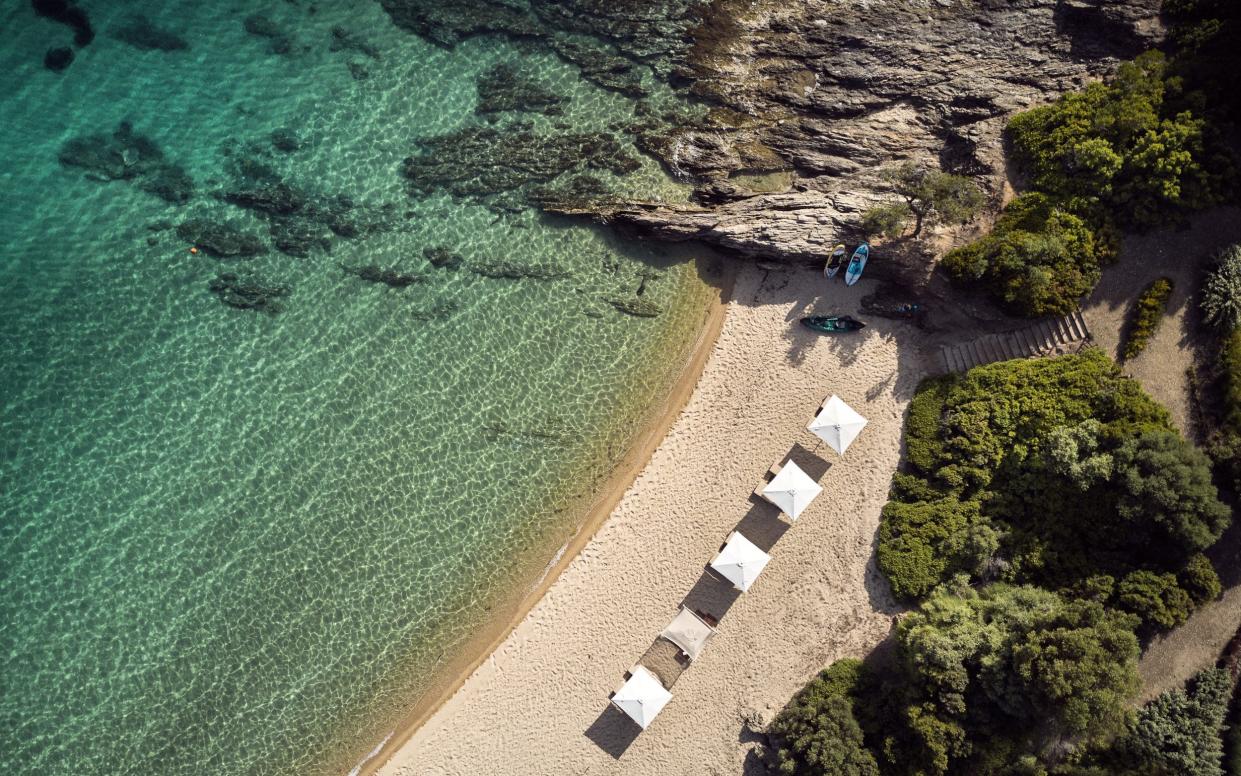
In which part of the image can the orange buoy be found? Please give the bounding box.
[189,247,199,254]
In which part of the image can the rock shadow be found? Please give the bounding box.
[584,704,641,760]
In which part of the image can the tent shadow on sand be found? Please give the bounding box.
[584,704,642,759]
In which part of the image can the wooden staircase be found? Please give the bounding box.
[938,310,1091,373]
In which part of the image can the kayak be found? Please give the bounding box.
[823,243,847,278]
[844,243,869,286]
[800,315,866,333]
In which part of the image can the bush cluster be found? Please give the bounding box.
[1122,277,1174,360]
[876,351,1229,629]
[944,17,1236,316]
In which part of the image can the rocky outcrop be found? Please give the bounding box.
[547,0,1164,275]
[476,63,568,115]
[208,272,289,313]
[243,13,293,55]
[33,0,93,47]
[110,14,189,52]
[58,122,194,204]
[44,46,73,72]
[340,264,425,288]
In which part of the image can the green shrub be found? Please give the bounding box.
[941,193,1107,317]
[1116,569,1194,630]
[877,498,990,600]
[861,202,911,240]
[769,659,880,776]
[882,162,985,237]
[1007,51,1228,229]
[1123,277,1174,360]
[1114,667,1232,776]
[1202,244,1241,331]
[1178,553,1222,605]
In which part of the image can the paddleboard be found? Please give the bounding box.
[823,243,847,278]
[845,243,869,286]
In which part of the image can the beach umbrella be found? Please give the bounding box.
[761,459,823,520]
[709,532,771,592]
[808,395,868,455]
[611,665,672,729]
[660,607,715,662]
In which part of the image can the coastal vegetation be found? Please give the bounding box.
[1201,245,1241,504]
[863,164,984,240]
[942,0,1237,316]
[1122,278,1174,360]
[770,352,1233,774]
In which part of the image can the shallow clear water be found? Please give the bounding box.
[0,3,716,774]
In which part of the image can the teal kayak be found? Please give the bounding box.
[845,243,869,286]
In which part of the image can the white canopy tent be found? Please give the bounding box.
[760,459,823,520]
[660,607,715,662]
[808,395,868,455]
[709,531,771,592]
[611,665,672,729]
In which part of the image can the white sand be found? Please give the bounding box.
[375,263,924,776]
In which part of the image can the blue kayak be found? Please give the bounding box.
[844,243,869,286]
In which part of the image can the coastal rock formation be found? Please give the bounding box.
[467,257,569,281]
[32,0,93,47]
[402,123,640,206]
[340,264,425,288]
[423,246,463,269]
[110,15,189,52]
[545,0,1165,278]
[329,26,380,59]
[44,46,73,72]
[476,63,567,116]
[176,218,266,258]
[208,272,289,313]
[58,122,194,204]
[243,13,293,56]
[378,0,709,96]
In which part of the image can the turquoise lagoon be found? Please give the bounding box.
[0,3,718,774]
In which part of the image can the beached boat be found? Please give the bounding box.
[844,243,869,286]
[800,315,866,333]
[823,243,847,278]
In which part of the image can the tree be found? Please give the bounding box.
[769,660,881,776]
[861,202,911,239]
[1043,419,1114,490]
[1114,667,1232,776]
[896,584,1141,774]
[883,162,985,236]
[1201,244,1241,331]
[1112,430,1231,553]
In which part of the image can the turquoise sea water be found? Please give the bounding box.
[0,3,716,774]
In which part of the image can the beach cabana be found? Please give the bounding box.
[660,607,716,662]
[611,665,672,729]
[709,531,771,592]
[760,459,823,520]
[808,394,868,456]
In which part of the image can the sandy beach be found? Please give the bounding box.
[371,262,924,775]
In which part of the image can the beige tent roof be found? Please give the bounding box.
[611,665,672,729]
[808,394,868,455]
[660,607,716,662]
[710,531,771,592]
[761,459,823,520]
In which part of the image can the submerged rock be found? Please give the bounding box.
[208,272,289,314]
[329,26,380,59]
[270,128,303,153]
[33,0,94,47]
[409,299,461,320]
[340,264,424,288]
[43,46,73,72]
[606,296,662,318]
[347,61,371,81]
[58,122,194,204]
[176,218,266,258]
[243,13,293,55]
[423,246,463,269]
[268,217,330,257]
[110,14,189,52]
[476,63,567,115]
[467,258,568,281]
[402,124,639,203]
